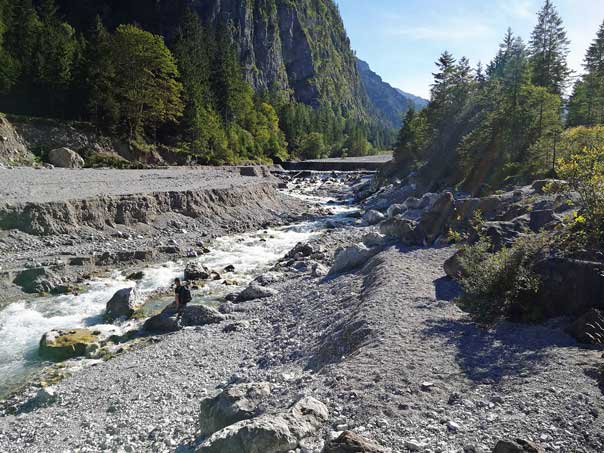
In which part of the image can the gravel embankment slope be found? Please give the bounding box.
[0,167,264,204]
[1,225,602,452]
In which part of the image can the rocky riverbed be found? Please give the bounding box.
[0,168,603,453]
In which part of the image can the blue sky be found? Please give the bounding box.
[337,0,604,99]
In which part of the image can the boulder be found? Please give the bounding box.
[444,250,465,280]
[386,204,406,218]
[236,283,278,302]
[143,304,224,333]
[14,267,62,294]
[286,242,316,259]
[323,431,390,453]
[378,217,418,244]
[197,397,328,453]
[39,328,100,361]
[484,219,528,251]
[566,308,604,345]
[199,383,272,437]
[492,439,545,453]
[529,209,561,232]
[126,271,145,281]
[531,179,567,195]
[533,258,604,317]
[105,287,144,321]
[47,147,84,168]
[363,210,385,226]
[328,244,379,275]
[403,196,422,210]
[416,192,455,244]
[240,166,270,177]
[362,232,388,248]
[311,262,329,278]
[185,262,211,281]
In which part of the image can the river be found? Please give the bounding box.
[0,180,358,397]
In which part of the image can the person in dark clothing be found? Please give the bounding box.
[174,278,190,319]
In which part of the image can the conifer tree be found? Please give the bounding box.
[529,0,570,95]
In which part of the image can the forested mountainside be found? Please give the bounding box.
[356,58,415,129]
[0,0,402,164]
[395,89,429,110]
[391,1,604,196]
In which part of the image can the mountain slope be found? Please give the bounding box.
[356,58,424,129]
[395,88,429,110]
[54,0,372,120]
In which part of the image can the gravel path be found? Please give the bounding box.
[0,167,261,204]
[1,222,602,452]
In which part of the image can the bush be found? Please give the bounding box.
[85,152,131,169]
[556,139,604,246]
[456,235,548,323]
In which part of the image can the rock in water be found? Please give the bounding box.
[143,304,224,333]
[329,244,379,275]
[105,287,144,321]
[363,209,385,225]
[48,147,84,168]
[492,439,545,453]
[197,397,328,453]
[39,329,100,361]
[236,283,278,302]
[199,383,272,437]
[13,267,62,294]
[185,262,211,281]
[323,431,390,453]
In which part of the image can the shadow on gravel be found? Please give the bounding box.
[434,276,459,302]
[423,319,578,383]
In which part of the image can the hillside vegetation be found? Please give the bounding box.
[0,0,398,164]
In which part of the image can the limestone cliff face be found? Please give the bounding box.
[54,0,371,118]
[188,0,368,115]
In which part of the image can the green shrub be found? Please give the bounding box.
[456,235,548,323]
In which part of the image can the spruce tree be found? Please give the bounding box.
[529,0,570,95]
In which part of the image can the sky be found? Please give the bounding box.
[337,0,604,99]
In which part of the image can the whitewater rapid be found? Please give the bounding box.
[0,184,358,397]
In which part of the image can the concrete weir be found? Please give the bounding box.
[283,154,392,172]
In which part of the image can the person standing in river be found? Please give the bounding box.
[174,278,191,320]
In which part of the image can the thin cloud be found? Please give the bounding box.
[388,22,492,41]
[498,0,536,19]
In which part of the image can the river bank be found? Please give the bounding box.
[0,169,603,453]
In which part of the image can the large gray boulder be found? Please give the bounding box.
[197,397,328,453]
[236,283,278,302]
[39,328,100,361]
[13,267,62,294]
[105,287,143,321]
[533,257,604,318]
[185,262,211,281]
[48,147,84,168]
[143,304,224,333]
[378,217,419,245]
[329,244,379,275]
[416,192,455,244]
[363,210,385,226]
[199,383,272,437]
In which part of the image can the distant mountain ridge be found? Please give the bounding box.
[395,89,429,110]
[356,58,428,129]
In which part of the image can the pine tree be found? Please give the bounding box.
[0,0,18,92]
[529,0,570,95]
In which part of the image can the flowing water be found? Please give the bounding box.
[0,183,358,397]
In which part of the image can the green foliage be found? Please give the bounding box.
[299,132,327,160]
[393,10,568,194]
[568,21,604,127]
[556,138,604,245]
[394,108,429,166]
[107,25,184,139]
[456,235,547,323]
